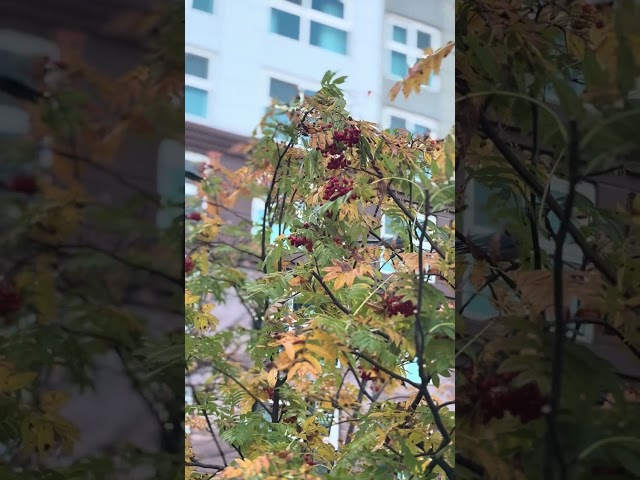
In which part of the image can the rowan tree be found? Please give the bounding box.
[185,45,456,479]
[455,1,640,479]
[0,3,183,478]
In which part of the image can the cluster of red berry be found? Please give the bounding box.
[0,282,22,316]
[333,126,360,146]
[303,453,317,466]
[5,175,38,194]
[289,234,313,252]
[322,176,355,202]
[186,212,201,221]
[383,294,416,317]
[265,387,275,400]
[478,374,547,424]
[460,369,548,424]
[313,125,361,170]
[580,4,604,28]
[316,142,347,170]
[357,364,379,381]
[185,256,195,274]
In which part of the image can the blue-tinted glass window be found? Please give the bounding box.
[392,26,407,44]
[380,252,395,274]
[417,31,431,50]
[380,216,398,274]
[270,9,301,40]
[463,275,498,321]
[390,116,406,131]
[270,78,298,104]
[312,0,344,18]
[284,0,302,4]
[414,124,431,136]
[185,182,198,196]
[192,0,213,13]
[472,182,515,229]
[185,54,208,79]
[252,199,290,241]
[185,86,208,117]
[391,51,408,77]
[405,361,420,383]
[310,22,347,54]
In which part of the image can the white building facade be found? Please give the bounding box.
[185,0,455,138]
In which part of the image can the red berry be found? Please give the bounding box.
[595,20,604,28]
[0,283,21,316]
[7,175,38,194]
[186,212,201,221]
[185,257,195,274]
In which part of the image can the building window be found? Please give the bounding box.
[383,109,439,139]
[251,198,292,242]
[186,53,208,79]
[385,15,441,88]
[270,78,300,105]
[185,86,208,117]
[157,140,187,228]
[265,74,318,142]
[185,151,208,198]
[192,0,214,13]
[269,0,349,55]
[379,214,437,284]
[185,48,214,120]
[464,177,595,263]
[460,176,596,343]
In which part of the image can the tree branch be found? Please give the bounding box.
[479,114,616,285]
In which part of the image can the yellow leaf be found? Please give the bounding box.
[287,362,304,381]
[0,367,37,393]
[35,255,55,324]
[283,341,297,361]
[185,436,196,479]
[304,343,334,361]
[373,427,387,451]
[192,249,210,274]
[39,391,70,413]
[185,291,200,305]
[303,415,316,431]
[194,312,218,331]
[21,415,56,458]
[267,368,278,387]
[302,354,323,375]
[389,81,402,101]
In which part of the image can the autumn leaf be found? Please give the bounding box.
[390,42,455,101]
[283,341,297,361]
[185,291,200,305]
[322,260,357,290]
[39,391,71,413]
[400,252,432,273]
[0,366,37,393]
[194,311,219,331]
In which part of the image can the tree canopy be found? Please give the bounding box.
[455,1,640,478]
[185,44,456,479]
